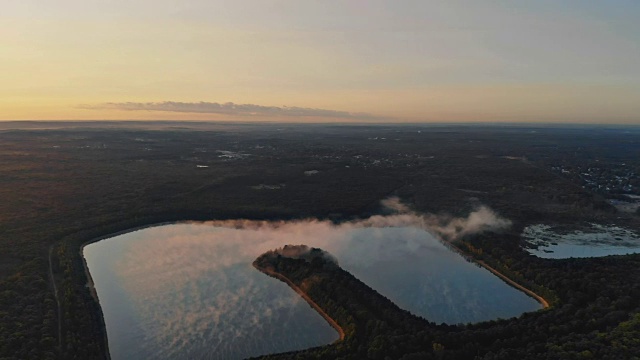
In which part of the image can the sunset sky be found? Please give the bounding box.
[2,1,639,123]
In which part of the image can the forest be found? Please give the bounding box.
[0,121,639,359]
[253,243,640,359]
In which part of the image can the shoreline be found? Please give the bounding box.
[442,239,551,309]
[476,258,550,308]
[77,221,180,360]
[252,263,346,342]
[79,220,180,302]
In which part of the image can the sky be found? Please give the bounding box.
[2,0,640,123]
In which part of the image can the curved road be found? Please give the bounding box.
[48,245,62,350]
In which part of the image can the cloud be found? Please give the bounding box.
[78,101,385,121]
[372,196,511,241]
[422,206,512,240]
[202,197,510,242]
[380,196,412,214]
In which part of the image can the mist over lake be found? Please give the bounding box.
[85,219,542,359]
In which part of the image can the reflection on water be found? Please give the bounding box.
[84,226,338,360]
[523,224,640,259]
[85,222,541,360]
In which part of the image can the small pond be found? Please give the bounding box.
[523,223,640,259]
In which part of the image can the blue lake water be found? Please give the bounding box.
[84,221,542,359]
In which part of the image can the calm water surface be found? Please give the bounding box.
[85,222,541,360]
[523,224,640,259]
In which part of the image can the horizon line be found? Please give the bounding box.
[1,119,639,127]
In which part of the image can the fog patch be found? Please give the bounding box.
[381,196,411,213]
[375,196,511,241]
[205,197,510,243]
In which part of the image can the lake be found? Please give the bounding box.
[523,223,640,259]
[84,221,542,359]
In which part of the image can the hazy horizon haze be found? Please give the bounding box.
[2,1,639,124]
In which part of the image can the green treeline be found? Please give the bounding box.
[252,242,640,360]
[2,126,640,359]
[253,249,442,359]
